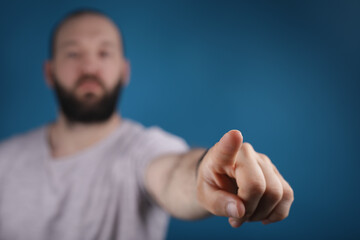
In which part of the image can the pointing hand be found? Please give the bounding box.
[196,130,294,227]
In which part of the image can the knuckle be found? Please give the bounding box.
[200,196,217,216]
[266,185,283,203]
[283,186,295,203]
[271,210,289,222]
[259,153,271,163]
[248,178,266,196]
[241,142,254,155]
[209,202,220,216]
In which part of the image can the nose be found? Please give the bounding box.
[80,52,100,75]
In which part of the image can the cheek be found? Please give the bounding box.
[54,62,80,88]
[101,62,123,88]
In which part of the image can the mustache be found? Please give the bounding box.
[75,75,105,89]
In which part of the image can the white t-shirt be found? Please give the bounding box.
[0,119,189,240]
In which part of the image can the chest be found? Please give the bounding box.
[0,155,140,240]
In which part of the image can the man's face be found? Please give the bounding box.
[47,14,128,123]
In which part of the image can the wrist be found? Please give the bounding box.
[196,148,209,177]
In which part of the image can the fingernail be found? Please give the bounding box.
[262,220,271,225]
[226,202,240,218]
[229,218,242,228]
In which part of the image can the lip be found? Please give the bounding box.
[78,81,101,90]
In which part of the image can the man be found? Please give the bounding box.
[0,9,294,240]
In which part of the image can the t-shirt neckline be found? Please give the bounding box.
[41,119,128,164]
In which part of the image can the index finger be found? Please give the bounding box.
[209,130,243,172]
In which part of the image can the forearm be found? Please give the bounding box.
[145,148,211,220]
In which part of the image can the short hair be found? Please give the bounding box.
[49,8,124,59]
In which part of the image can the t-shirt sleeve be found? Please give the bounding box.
[133,126,190,205]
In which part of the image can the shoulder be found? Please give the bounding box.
[122,119,188,148]
[121,119,189,156]
[0,126,45,159]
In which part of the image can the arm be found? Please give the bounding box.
[145,130,294,227]
[145,148,211,220]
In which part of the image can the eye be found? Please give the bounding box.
[66,52,79,58]
[99,51,111,58]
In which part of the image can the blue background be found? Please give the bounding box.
[1,0,359,239]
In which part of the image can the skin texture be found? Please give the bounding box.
[44,13,294,228]
[47,14,128,94]
[43,14,129,158]
[146,130,294,227]
[196,130,294,227]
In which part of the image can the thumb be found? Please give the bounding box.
[212,130,243,166]
[213,190,246,219]
[198,183,246,219]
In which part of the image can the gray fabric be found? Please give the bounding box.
[0,119,189,240]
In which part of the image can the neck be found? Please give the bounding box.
[48,112,122,159]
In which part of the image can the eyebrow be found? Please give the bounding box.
[58,40,117,50]
[58,40,79,49]
[100,40,117,48]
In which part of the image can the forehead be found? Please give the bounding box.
[56,14,122,49]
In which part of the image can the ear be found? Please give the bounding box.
[121,59,131,87]
[43,60,55,88]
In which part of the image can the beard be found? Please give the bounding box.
[52,73,123,124]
